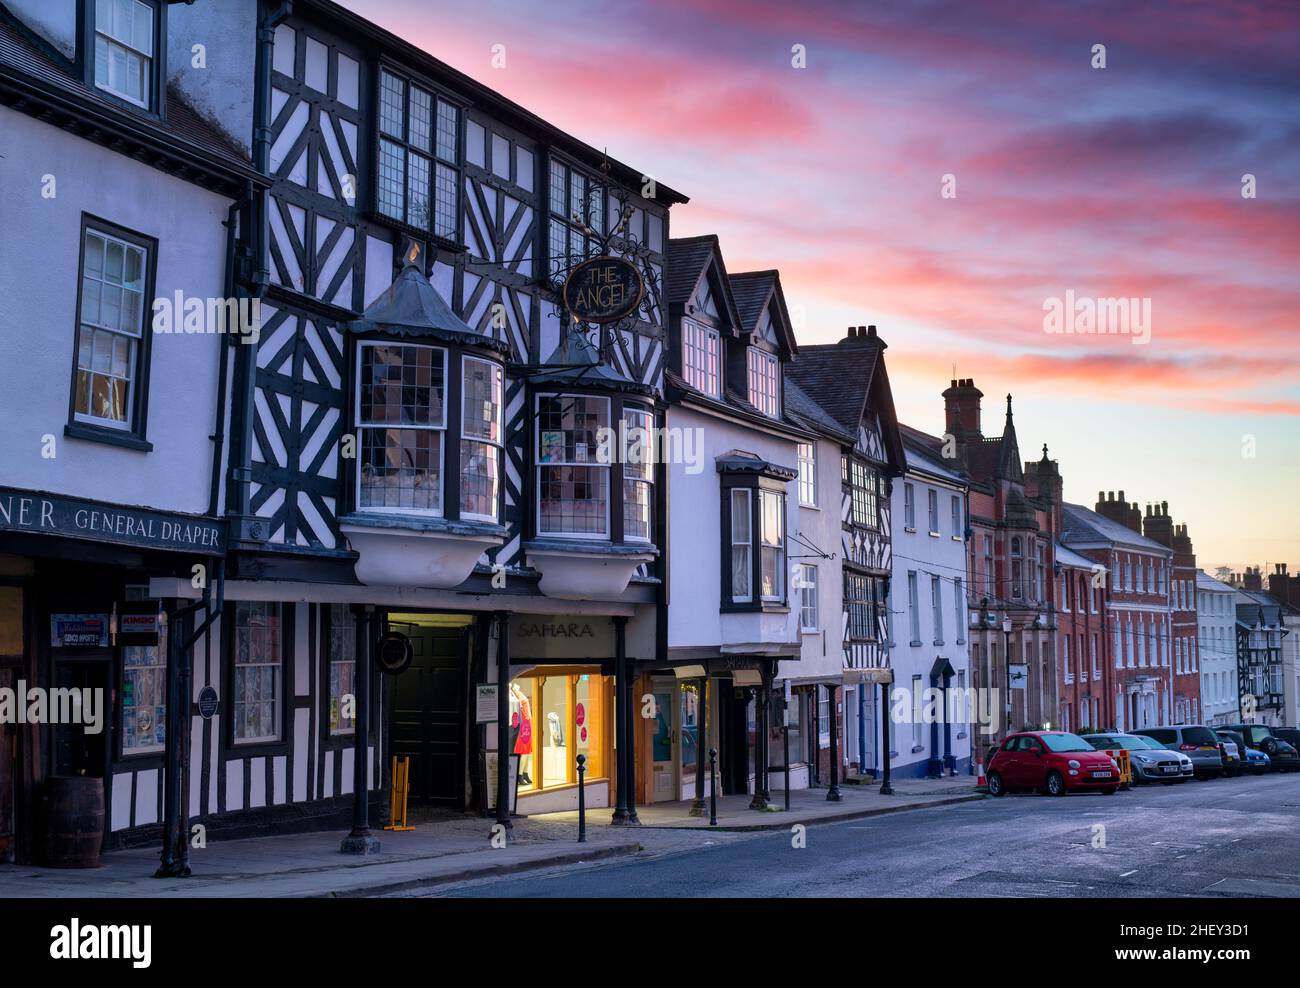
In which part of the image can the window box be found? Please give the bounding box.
[524,539,656,600]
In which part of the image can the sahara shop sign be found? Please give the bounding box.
[0,487,225,555]
[562,256,644,324]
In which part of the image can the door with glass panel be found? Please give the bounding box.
[650,679,677,802]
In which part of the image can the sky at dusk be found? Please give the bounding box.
[355,0,1299,571]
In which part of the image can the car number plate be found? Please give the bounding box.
[1091,771,1112,778]
[1162,765,1179,772]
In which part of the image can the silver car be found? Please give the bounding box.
[1132,734,1193,780]
[1084,733,1185,784]
[1134,726,1225,779]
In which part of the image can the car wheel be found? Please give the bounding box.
[1102,786,1117,795]
[987,771,1006,797]
[1046,770,1066,797]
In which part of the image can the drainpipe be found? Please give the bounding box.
[208,194,244,518]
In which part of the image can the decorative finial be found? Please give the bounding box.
[1042,443,1049,459]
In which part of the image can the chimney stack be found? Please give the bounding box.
[941,377,983,439]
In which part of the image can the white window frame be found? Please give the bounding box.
[621,405,654,543]
[931,575,944,644]
[758,489,785,602]
[459,355,504,523]
[799,564,818,632]
[536,393,612,540]
[927,488,938,534]
[907,571,920,643]
[730,488,752,603]
[682,318,721,397]
[903,482,915,529]
[355,341,448,517]
[94,0,155,109]
[797,442,817,507]
[75,226,149,432]
[746,346,780,418]
[950,495,961,539]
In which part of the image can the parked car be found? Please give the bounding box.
[1268,728,1300,771]
[1243,746,1271,775]
[1130,735,1194,781]
[1133,726,1225,779]
[987,731,1121,797]
[1222,724,1300,772]
[1215,730,1249,777]
[1082,733,1184,785]
[1216,736,1244,777]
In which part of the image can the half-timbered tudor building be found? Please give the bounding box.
[157,0,690,847]
[656,238,814,808]
[0,0,260,864]
[785,326,905,788]
[4,0,689,865]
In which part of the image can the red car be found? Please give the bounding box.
[987,731,1121,797]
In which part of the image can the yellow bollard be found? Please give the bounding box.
[384,755,415,831]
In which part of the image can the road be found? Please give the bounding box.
[416,772,1300,897]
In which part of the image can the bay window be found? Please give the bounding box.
[682,318,721,397]
[720,467,791,610]
[377,67,459,239]
[354,341,505,523]
[747,346,780,417]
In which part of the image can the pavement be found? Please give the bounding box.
[430,769,1300,898]
[0,776,977,898]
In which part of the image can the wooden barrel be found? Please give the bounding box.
[42,776,105,868]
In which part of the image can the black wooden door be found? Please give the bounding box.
[718,685,752,795]
[389,627,467,804]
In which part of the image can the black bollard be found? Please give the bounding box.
[576,754,587,843]
[708,747,718,826]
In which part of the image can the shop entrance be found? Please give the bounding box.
[387,615,471,805]
[51,657,111,779]
[649,678,676,802]
[717,683,752,795]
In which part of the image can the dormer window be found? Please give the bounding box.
[746,347,780,417]
[682,318,720,397]
[94,0,157,109]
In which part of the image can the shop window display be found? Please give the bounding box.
[509,672,608,793]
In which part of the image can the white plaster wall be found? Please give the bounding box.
[665,405,799,651]
[889,467,972,773]
[8,0,77,58]
[167,0,258,155]
[1197,585,1236,725]
[779,433,842,683]
[0,107,230,514]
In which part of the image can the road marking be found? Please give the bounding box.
[1120,870,1138,877]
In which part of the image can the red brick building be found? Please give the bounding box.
[1143,502,1202,723]
[931,380,1058,745]
[1063,494,1174,731]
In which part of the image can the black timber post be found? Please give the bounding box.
[341,605,379,854]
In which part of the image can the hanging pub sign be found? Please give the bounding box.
[562,256,643,324]
[375,630,413,675]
